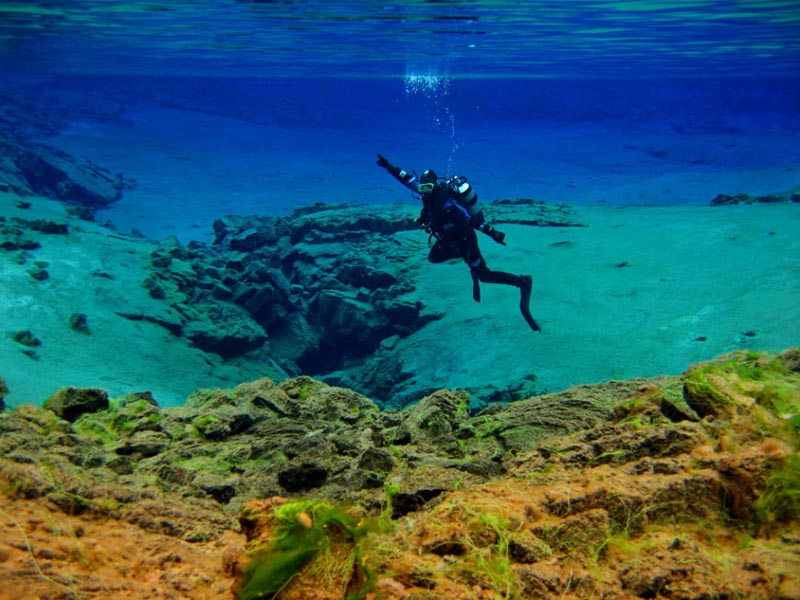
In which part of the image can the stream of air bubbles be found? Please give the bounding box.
[403,63,459,175]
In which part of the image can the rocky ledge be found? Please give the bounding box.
[0,348,798,599]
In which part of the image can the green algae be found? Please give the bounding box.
[684,350,800,437]
[235,499,385,600]
[70,395,163,450]
[755,453,800,534]
[680,350,800,535]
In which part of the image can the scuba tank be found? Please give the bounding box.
[447,175,483,224]
[448,175,507,244]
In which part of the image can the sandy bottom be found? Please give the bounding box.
[2,192,797,410]
[0,194,269,408]
[397,202,800,397]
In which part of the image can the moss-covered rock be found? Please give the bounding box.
[396,389,470,455]
[681,349,800,447]
[43,386,109,422]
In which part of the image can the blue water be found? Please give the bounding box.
[2,2,799,239]
[3,2,799,238]
[2,1,799,79]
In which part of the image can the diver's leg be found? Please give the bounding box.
[465,236,521,287]
[470,269,481,302]
[518,274,541,332]
[466,240,541,332]
[462,233,484,302]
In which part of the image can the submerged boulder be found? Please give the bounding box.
[44,386,109,422]
[0,134,134,209]
[182,302,268,357]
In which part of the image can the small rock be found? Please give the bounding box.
[658,397,699,423]
[106,455,134,475]
[29,220,68,235]
[142,276,167,299]
[69,312,91,334]
[11,330,41,347]
[277,463,329,492]
[509,531,553,563]
[28,266,49,281]
[158,465,196,485]
[357,448,395,473]
[194,473,237,504]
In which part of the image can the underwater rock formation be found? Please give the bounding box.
[142,199,581,402]
[0,348,797,599]
[142,203,430,368]
[710,191,800,205]
[43,386,110,422]
[0,87,134,210]
[0,142,132,209]
[0,215,67,252]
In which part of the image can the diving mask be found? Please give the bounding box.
[416,182,435,194]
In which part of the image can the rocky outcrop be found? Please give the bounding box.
[484,197,589,227]
[0,141,133,209]
[43,386,109,422]
[0,348,798,599]
[710,191,800,205]
[0,215,69,252]
[140,204,433,368]
[227,348,798,600]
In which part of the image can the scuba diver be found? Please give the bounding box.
[376,154,541,332]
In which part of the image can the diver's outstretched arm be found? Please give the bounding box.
[376,154,418,192]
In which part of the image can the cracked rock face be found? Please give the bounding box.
[144,204,432,371]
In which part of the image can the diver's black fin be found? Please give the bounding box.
[471,270,481,302]
[519,275,541,332]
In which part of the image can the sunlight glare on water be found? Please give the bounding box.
[0,1,798,78]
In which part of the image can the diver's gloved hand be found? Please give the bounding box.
[415,215,432,234]
[481,223,507,245]
[490,229,507,245]
[377,154,407,183]
[376,154,392,170]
